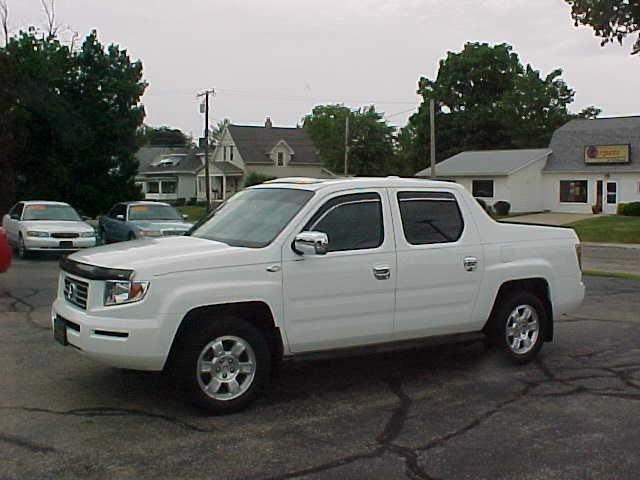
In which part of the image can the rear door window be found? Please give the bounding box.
[397,191,464,245]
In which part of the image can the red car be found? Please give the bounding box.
[0,227,11,272]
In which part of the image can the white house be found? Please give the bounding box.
[196,118,335,201]
[135,147,204,202]
[416,149,551,213]
[417,116,640,214]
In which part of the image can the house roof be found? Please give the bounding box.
[194,161,244,176]
[545,116,640,173]
[416,148,551,177]
[137,148,205,175]
[227,124,322,165]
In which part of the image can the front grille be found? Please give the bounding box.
[52,232,79,239]
[162,229,185,236]
[63,276,89,310]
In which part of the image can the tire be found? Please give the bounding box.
[490,291,546,364]
[173,316,271,414]
[18,234,29,260]
[128,232,136,241]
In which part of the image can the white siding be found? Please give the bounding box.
[505,156,546,212]
[542,172,640,213]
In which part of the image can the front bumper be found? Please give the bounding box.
[51,297,173,371]
[25,236,96,251]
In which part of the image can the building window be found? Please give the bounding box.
[276,151,285,167]
[147,182,159,193]
[397,192,464,245]
[161,181,177,194]
[560,180,588,203]
[229,146,234,162]
[472,179,494,198]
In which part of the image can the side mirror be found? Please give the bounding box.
[293,231,329,256]
[182,214,189,220]
[116,214,124,221]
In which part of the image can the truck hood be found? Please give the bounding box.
[67,236,271,277]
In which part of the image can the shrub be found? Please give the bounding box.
[619,201,640,216]
[174,198,186,206]
[244,172,276,188]
[188,197,198,206]
[494,200,511,216]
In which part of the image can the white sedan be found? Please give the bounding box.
[2,201,97,258]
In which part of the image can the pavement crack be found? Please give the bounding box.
[0,432,57,453]
[0,405,216,433]
[1,288,49,330]
[415,383,534,454]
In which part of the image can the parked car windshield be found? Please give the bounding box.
[22,204,82,221]
[191,188,314,248]
[128,204,182,221]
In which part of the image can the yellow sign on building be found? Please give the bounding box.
[584,145,630,164]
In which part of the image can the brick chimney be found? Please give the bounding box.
[265,117,272,129]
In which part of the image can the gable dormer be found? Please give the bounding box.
[269,139,295,167]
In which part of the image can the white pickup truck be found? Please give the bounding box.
[52,177,584,413]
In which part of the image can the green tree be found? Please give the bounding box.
[243,171,276,187]
[2,29,146,216]
[138,125,190,147]
[401,43,591,174]
[302,104,397,176]
[566,0,640,55]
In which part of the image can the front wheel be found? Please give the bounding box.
[174,316,271,414]
[18,235,29,259]
[491,291,546,364]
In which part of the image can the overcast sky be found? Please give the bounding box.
[9,0,640,138]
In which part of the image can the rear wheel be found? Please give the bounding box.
[490,291,546,364]
[173,316,271,414]
[128,232,136,241]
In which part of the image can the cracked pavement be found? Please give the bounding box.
[1,257,639,479]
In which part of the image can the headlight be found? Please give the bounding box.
[104,280,149,306]
[81,231,96,238]
[27,231,50,237]
[139,229,162,237]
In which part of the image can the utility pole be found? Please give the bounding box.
[344,114,349,177]
[430,98,436,179]
[198,88,215,213]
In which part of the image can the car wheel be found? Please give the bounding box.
[18,235,29,259]
[128,232,136,241]
[174,316,271,414]
[491,291,546,364]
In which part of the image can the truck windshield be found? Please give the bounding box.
[191,188,314,248]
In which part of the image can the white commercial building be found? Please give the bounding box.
[417,117,640,214]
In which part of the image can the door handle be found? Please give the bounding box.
[463,257,479,271]
[373,265,391,280]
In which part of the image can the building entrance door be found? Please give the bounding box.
[604,181,618,215]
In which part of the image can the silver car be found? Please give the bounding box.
[2,201,97,259]
[98,201,192,243]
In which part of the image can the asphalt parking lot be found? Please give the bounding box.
[1,256,640,480]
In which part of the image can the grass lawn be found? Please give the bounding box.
[568,215,640,244]
[177,205,207,222]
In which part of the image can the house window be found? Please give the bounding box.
[147,182,159,193]
[560,180,588,203]
[472,180,494,198]
[161,181,177,194]
[276,151,285,167]
[229,146,234,161]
